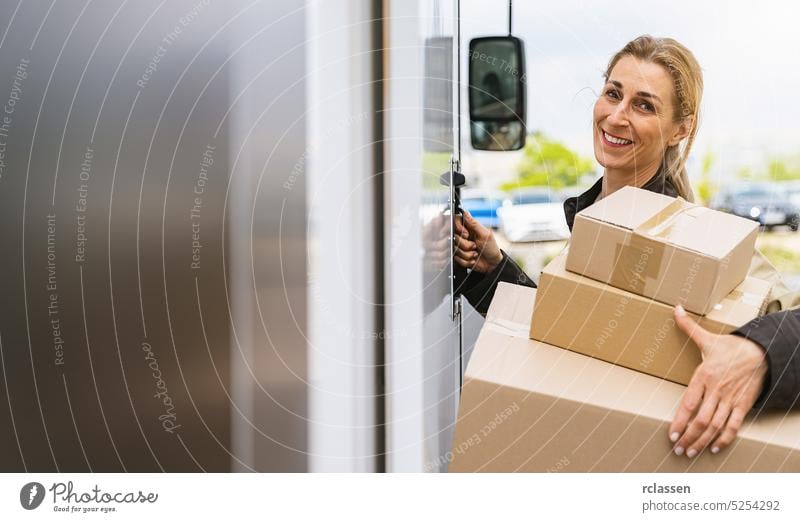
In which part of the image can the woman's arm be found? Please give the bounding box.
[668,306,800,458]
[734,308,800,411]
[668,305,769,458]
[454,210,536,315]
[460,250,536,314]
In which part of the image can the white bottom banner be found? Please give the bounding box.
[0,473,797,521]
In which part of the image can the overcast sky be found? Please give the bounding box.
[460,0,800,181]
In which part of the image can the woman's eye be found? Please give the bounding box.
[605,89,620,100]
[637,101,655,112]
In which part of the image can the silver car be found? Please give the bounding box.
[497,189,570,242]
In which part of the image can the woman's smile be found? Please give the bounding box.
[600,129,633,147]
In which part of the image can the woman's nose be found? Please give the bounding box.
[606,102,630,126]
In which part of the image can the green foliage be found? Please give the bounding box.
[701,150,715,174]
[766,158,800,181]
[737,156,800,182]
[694,150,717,205]
[501,132,595,191]
[737,166,756,181]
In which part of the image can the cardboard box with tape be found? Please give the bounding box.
[530,249,771,385]
[450,283,800,472]
[567,186,759,315]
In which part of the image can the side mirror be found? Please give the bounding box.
[468,36,526,151]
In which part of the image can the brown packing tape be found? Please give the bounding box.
[605,197,683,295]
[682,206,712,218]
[725,289,764,305]
[633,199,713,243]
[717,289,769,315]
[609,233,664,294]
[636,200,715,243]
[642,207,698,240]
[633,197,686,235]
[607,197,716,303]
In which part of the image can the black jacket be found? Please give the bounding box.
[460,173,800,411]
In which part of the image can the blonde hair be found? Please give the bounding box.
[605,35,703,202]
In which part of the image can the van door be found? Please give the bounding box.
[384,0,464,472]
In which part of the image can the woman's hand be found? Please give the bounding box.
[453,210,503,273]
[669,305,768,458]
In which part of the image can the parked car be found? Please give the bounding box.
[783,181,800,214]
[460,188,504,229]
[712,183,799,231]
[497,188,570,242]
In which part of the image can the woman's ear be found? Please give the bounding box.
[668,115,695,146]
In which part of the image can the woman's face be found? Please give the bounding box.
[593,55,690,178]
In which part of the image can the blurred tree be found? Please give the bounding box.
[736,156,800,181]
[766,158,800,181]
[501,132,594,191]
[694,150,717,205]
[737,166,756,180]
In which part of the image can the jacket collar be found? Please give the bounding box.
[563,171,679,231]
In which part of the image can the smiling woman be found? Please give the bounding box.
[594,36,702,201]
[456,35,800,462]
[456,35,704,309]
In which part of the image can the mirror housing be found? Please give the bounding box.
[468,36,526,151]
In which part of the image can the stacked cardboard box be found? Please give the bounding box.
[450,187,794,472]
[567,186,759,314]
[450,283,800,472]
[531,187,768,385]
[530,249,770,385]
